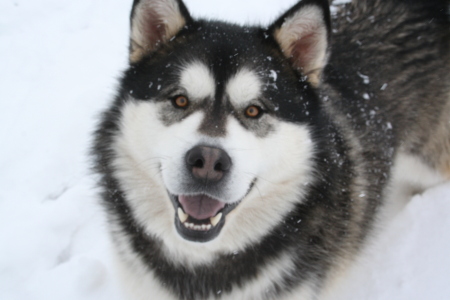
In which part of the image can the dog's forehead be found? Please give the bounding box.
[179,61,262,105]
[226,68,261,106]
[179,62,216,100]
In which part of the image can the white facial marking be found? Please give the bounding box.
[179,62,215,100]
[112,97,316,266]
[226,68,262,105]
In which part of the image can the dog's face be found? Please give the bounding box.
[111,0,330,262]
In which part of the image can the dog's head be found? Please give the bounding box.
[110,0,331,261]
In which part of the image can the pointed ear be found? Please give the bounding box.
[129,0,192,63]
[269,0,331,87]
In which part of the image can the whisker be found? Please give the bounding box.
[252,182,264,201]
[227,147,255,152]
[243,171,276,185]
[136,156,170,168]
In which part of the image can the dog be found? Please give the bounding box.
[92,0,450,299]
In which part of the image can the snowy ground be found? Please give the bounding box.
[0,0,449,299]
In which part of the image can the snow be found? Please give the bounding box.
[0,0,448,299]
[357,72,370,84]
[329,183,450,300]
[269,70,278,82]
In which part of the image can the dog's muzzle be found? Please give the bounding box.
[169,145,240,242]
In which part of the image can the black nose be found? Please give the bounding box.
[185,146,232,182]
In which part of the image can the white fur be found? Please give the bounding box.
[226,68,261,105]
[382,152,447,220]
[180,62,216,100]
[112,100,176,243]
[210,252,316,300]
[392,153,446,191]
[161,117,260,204]
[112,230,175,300]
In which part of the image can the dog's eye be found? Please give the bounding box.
[244,105,262,118]
[172,96,189,108]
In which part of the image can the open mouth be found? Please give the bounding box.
[171,194,237,242]
[178,194,225,230]
[169,180,256,243]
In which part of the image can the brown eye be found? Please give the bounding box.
[245,105,262,118]
[173,96,189,108]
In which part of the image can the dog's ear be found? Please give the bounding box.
[269,0,331,87]
[129,0,192,63]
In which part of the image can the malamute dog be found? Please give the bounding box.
[92,0,450,299]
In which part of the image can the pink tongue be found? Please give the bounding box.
[178,195,226,220]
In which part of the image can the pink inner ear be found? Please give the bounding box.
[141,8,166,48]
[272,5,329,84]
[130,0,188,62]
[290,31,323,73]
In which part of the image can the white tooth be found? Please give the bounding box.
[210,213,222,227]
[178,208,188,223]
[206,224,211,231]
[194,225,201,230]
[201,224,207,230]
